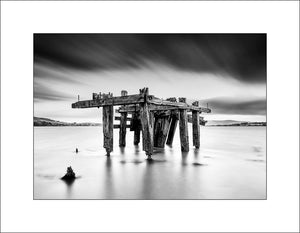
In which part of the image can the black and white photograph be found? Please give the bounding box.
[1,1,299,232]
[34,34,267,200]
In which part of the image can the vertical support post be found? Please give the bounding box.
[166,97,178,146]
[166,112,178,146]
[154,114,171,148]
[132,112,141,145]
[153,117,161,147]
[178,97,189,152]
[161,115,171,146]
[134,125,141,145]
[119,90,128,147]
[119,112,127,147]
[192,101,200,149]
[139,88,154,159]
[102,93,114,156]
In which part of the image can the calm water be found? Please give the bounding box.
[34,126,266,199]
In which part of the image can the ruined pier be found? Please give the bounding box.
[72,88,211,159]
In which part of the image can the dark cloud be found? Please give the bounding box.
[200,97,266,115]
[34,34,266,83]
[34,59,85,85]
[34,82,72,102]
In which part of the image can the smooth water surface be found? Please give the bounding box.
[34,126,266,199]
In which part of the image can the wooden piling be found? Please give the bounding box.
[139,88,154,159]
[154,114,171,148]
[178,98,189,152]
[132,112,141,145]
[192,111,200,148]
[165,98,178,146]
[119,112,127,147]
[166,113,178,146]
[72,88,212,156]
[192,101,200,148]
[134,125,141,145]
[119,90,128,147]
[103,105,114,156]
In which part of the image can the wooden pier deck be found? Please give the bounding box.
[72,88,211,159]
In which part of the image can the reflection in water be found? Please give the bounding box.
[104,156,114,198]
[192,162,207,166]
[34,126,266,199]
[62,177,75,199]
[181,151,189,166]
[141,159,155,199]
[119,147,125,156]
[134,145,140,156]
[193,148,200,159]
[120,159,144,164]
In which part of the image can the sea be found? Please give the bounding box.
[34,125,266,199]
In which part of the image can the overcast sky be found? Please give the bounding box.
[34,34,266,123]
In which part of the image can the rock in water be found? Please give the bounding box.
[61,166,76,180]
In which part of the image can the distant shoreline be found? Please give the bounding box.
[34,117,101,127]
[34,125,102,127]
[34,116,266,127]
[207,122,266,127]
[207,125,266,127]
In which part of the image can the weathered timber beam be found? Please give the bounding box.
[153,110,172,117]
[119,110,205,125]
[150,105,179,111]
[118,111,205,124]
[114,125,131,129]
[72,94,145,108]
[115,116,132,121]
[115,100,211,113]
[148,97,211,113]
[116,104,179,113]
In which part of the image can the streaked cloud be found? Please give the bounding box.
[33,34,266,122]
[34,34,266,83]
[201,96,266,115]
[34,82,72,102]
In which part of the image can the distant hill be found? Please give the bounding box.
[34,117,265,127]
[34,117,101,126]
[206,120,266,126]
